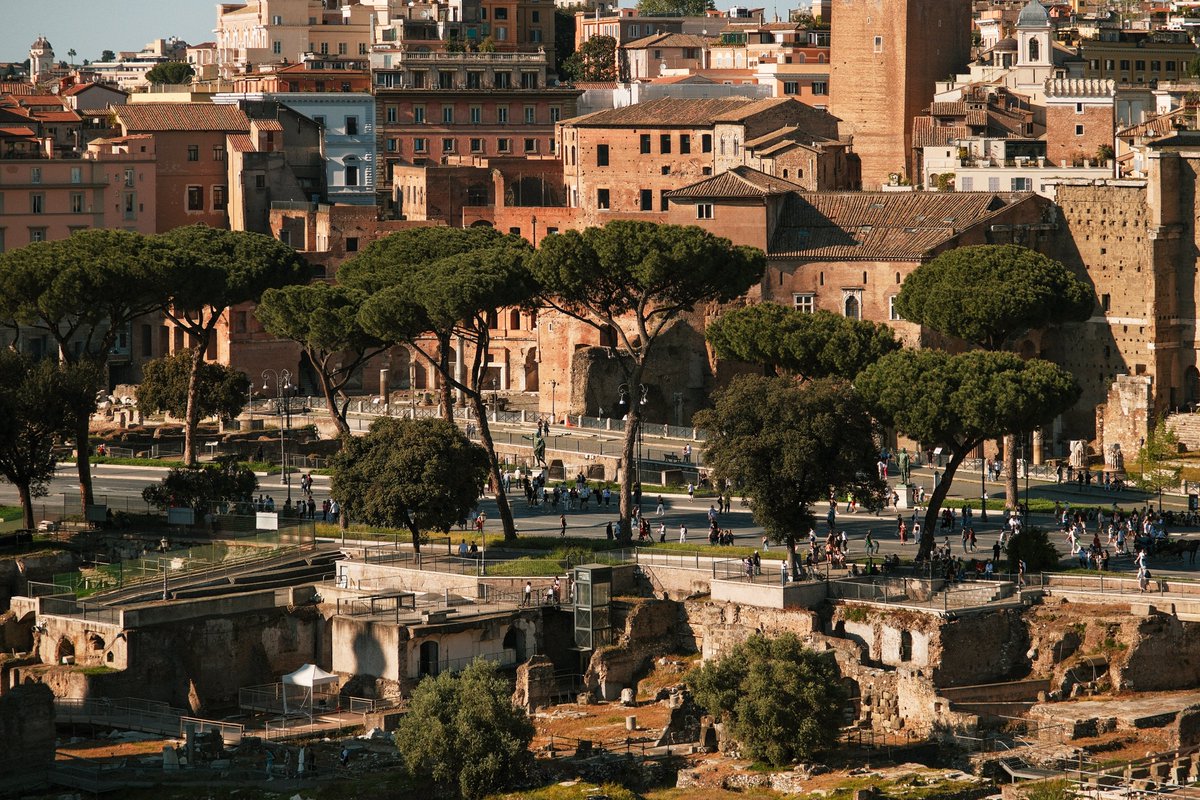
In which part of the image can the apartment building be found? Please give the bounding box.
[215,0,374,78]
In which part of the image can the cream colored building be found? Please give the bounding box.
[215,0,373,78]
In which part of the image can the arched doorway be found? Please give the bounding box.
[55,636,75,664]
[503,626,526,663]
[899,630,913,662]
[1186,366,1200,410]
[419,640,440,677]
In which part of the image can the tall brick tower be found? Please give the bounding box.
[829,0,972,189]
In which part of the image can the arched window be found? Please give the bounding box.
[844,295,860,320]
[508,308,521,329]
[1028,37,1040,63]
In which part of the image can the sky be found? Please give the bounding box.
[0,0,218,63]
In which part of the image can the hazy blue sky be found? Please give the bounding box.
[0,0,218,63]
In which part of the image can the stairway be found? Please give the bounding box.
[931,580,1015,609]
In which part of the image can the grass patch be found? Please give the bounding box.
[492,783,640,800]
[647,541,788,560]
[0,506,22,522]
[75,666,118,676]
[64,455,283,473]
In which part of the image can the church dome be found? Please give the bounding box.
[31,36,53,50]
[1017,0,1049,28]
[993,37,1018,52]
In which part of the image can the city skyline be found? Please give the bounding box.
[0,0,215,63]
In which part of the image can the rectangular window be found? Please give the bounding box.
[386,105,398,123]
[531,10,540,21]
[443,138,456,153]
[471,138,484,153]
[793,293,814,313]
[439,71,453,89]
[187,185,203,211]
[696,203,713,219]
[124,192,135,218]
[497,106,509,124]
[442,105,454,124]
[1075,124,1084,136]
[213,145,226,161]
[987,176,1000,192]
[30,167,41,184]
[387,138,398,152]
[959,176,973,191]
[1101,293,1111,311]
[345,116,358,135]
[498,138,512,153]
[1151,60,1161,71]
[640,134,651,154]
[1075,102,1084,114]
[639,189,652,211]
[524,138,537,153]
[255,174,266,189]
[124,169,135,187]
[346,237,359,253]
[28,227,46,243]
[521,72,537,89]
[414,137,428,153]
[213,185,227,210]
[30,193,44,214]
[1135,59,1145,71]
[660,134,671,154]
[313,115,325,127]
[1105,59,1115,71]
[812,81,828,95]
[680,134,690,154]
[71,167,82,184]
[889,296,901,321]
[873,35,883,53]
[470,105,481,124]
[466,71,482,89]
[413,105,425,124]
[359,42,368,55]
[70,192,84,213]
[495,7,508,19]
[495,71,511,89]
[273,41,282,55]
[702,133,712,153]
[1011,177,1031,191]
[597,188,610,209]
[187,145,199,161]
[1119,59,1130,71]
[345,165,359,186]
[783,81,799,94]
[412,70,426,88]
[660,191,668,211]
[338,42,347,55]
[597,144,609,166]
[525,106,535,124]
[320,42,329,55]
[550,106,560,123]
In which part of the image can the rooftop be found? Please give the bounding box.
[623,32,710,50]
[565,96,808,127]
[666,165,806,198]
[114,102,250,132]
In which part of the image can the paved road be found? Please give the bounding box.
[18,453,1200,578]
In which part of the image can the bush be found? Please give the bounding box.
[1006,526,1060,573]
[394,658,534,799]
[685,633,846,766]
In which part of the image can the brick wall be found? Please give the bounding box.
[1044,102,1113,167]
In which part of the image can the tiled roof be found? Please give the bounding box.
[34,110,82,122]
[1117,107,1187,140]
[666,166,806,198]
[565,96,793,127]
[930,101,968,117]
[253,118,283,131]
[227,133,256,152]
[0,82,36,95]
[0,125,36,137]
[769,192,1021,260]
[912,118,974,149]
[115,102,250,132]
[62,82,127,97]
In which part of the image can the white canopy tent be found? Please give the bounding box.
[281,663,339,717]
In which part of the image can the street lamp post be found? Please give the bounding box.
[549,379,558,423]
[615,383,648,515]
[980,446,988,523]
[262,369,293,508]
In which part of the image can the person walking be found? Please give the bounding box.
[560,514,567,538]
[656,496,665,516]
[679,523,688,543]
[522,581,532,607]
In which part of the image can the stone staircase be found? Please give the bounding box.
[1167,411,1200,452]
[930,580,1016,609]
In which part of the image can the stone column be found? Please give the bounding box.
[1032,428,1044,466]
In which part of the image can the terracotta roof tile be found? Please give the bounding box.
[565,96,792,127]
[115,102,250,132]
[930,101,968,116]
[912,117,974,149]
[253,118,283,131]
[624,32,709,49]
[769,191,1022,260]
[227,133,256,152]
[63,82,127,97]
[666,165,806,198]
[0,125,37,137]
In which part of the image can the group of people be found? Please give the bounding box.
[520,575,573,607]
[1055,464,1127,492]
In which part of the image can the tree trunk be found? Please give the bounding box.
[75,415,94,514]
[315,363,351,438]
[183,345,206,467]
[438,334,454,421]
[618,402,640,542]
[407,520,421,554]
[469,393,517,542]
[1004,433,1018,511]
[917,444,973,562]
[18,483,33,531]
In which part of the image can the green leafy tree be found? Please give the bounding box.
[158,226,310,465]
[394,658,534,799]
[0,229,170,512]
[348,227,536,542]
[136,350,250,424]
[696,375,883,573]
[256,283,387,438]
[686,634,846,767]
[563,34,617,82]
[330,417,489,553]
[553,8,577,78]
[531,221,765,539]
[1005,526,1060,573]
[141,456,257,516]
[1134,418,1182,511]
[637,0,715,14]
[895,244,1093,511]
[100,50,116,62]
[857,349,1081,560]
[706,303,899,379]
[66,49,76,65]
[0,353,99,529]
[144,61,195,85]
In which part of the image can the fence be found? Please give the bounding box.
[54,697,182,738]
[38,596,122,625]
[179,716,245,746]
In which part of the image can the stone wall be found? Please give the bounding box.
[0,551,81,612]
[1097,375,1153,469]
[0,683,54,794]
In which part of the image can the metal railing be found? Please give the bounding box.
[54,697,183,738]
[179,716,244,746]
[39,597,122,625]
